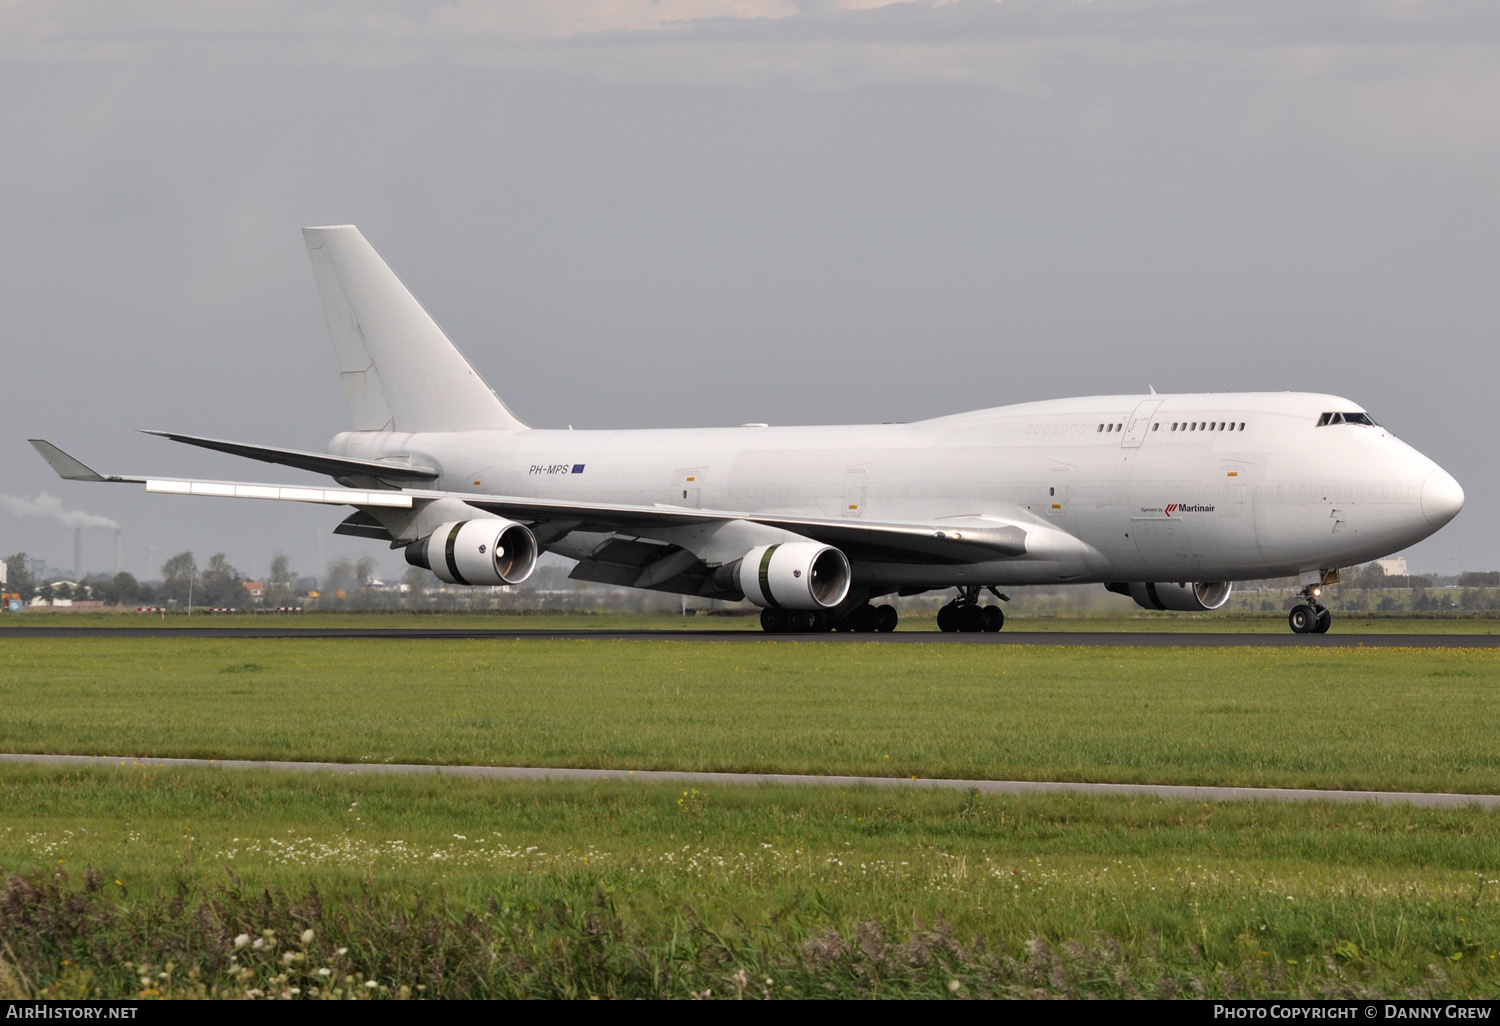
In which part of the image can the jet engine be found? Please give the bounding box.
[1108,581,1233,612]
[735,542,851,610]
[406,519,538,586]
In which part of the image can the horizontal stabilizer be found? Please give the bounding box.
[142,430,438,484]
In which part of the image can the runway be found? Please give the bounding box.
[2,752,1495,808]
[0,626,1497,646]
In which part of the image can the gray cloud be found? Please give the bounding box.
[0,0,1491,579]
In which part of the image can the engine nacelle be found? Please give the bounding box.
[406,520,538,586]
[1109,581,1233,612]
[735,542,851,610]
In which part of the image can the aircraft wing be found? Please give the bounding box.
[28,440,416,509]
[463,495,1030,563]
[29,439,1039,563]
[140,430,439,483]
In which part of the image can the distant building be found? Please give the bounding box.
[242,581,265,602]
[1375,557,1409,576]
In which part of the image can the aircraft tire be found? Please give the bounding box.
[959,605,986,632]
[852,604,881,633]
[937,603,959,632]
[760,608,786,633]
[1288,604,1317,634]
[1313,605,1332,634]
[982,605,1004,632]
[875,605,898,632]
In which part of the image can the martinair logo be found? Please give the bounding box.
[1163,503,1215,517]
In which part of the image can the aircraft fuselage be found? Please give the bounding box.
[328,390,1462,589]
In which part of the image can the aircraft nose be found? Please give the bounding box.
[1420,467,1465,528]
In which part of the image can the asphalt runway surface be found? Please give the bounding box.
[2,752,1495,809]
[1,626,1497,646]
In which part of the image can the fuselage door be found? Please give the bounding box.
[675,468,704,508]
[1120,399,1163,449]
[1219,463,1247,518]
[1047,465,1069,517]
[843,468,867,518]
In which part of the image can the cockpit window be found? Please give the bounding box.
[1317,411,1377,427]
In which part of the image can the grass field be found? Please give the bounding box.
[1,634,1498,998]
[0,637,1496,792]
[1,765,1498,998]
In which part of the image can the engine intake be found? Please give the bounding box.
[406,520,538,586]
[736,542,851,610]
[1108,581,1233,612]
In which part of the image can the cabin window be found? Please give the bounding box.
[1151,422,1159,431]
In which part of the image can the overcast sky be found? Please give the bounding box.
[2,0,1494,584]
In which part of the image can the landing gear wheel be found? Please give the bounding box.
[1288,604,1317,634]
[982,606,1004,633]
[1312,605,1332,634]
[785,610,811,632]
[851,604,881,633]
[959,604,986,632]
[875,604,898,632]
[760,608,786,633]
[937,603,960,632]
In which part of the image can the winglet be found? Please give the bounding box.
[29,440,111,481]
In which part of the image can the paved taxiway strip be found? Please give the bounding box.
[1,627,1498,646]
[3,753,1496,809]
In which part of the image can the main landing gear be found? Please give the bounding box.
[937,586,1006,633]
[1288,584,1333,635]
[760,603,897,634]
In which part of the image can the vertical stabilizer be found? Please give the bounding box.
[302,226,527,432]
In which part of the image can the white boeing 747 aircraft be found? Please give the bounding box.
[31,226,1464,634]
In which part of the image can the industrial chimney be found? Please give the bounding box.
[74,528,83,581]
[114,529,123,575]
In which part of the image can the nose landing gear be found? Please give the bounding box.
[937,586,1007,633]
[1288,577,1334,634]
